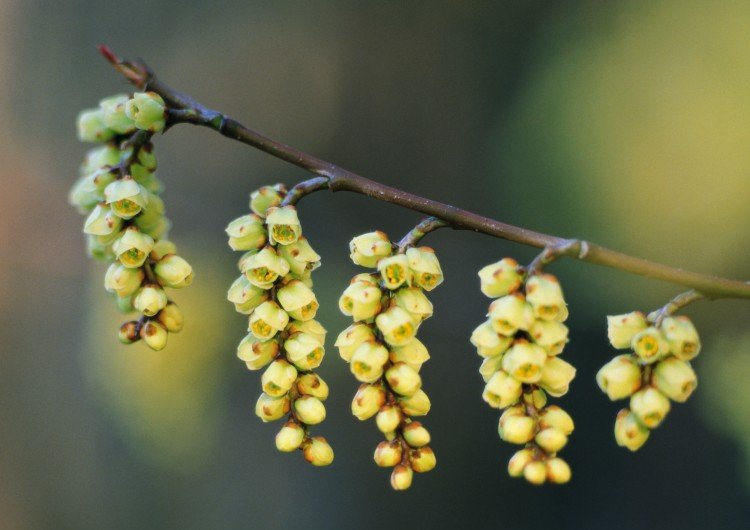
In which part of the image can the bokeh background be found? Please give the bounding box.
[1,1,749,529]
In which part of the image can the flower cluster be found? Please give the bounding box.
[227,185,333,466]
[336,231,442,490]
[70,92,193,350]
[597,311,700,450]
[471,258,576,485]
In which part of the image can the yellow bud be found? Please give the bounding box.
[156,302,184,332]
[386,362,422,397]
[125,92,166,132]
[529,319,569,355]
[470,321,513,358]
[154,254,194,289]
[596,354,642,400]
[378,254,412,290]
[405,247,443,291]
[614,409,650,451]
[83,204,122,237]
[523,461,547,485]
[498,413,537,444]
[118,320,140,344]
[277,279,318,321]
[652,358,698,403]
[225,214,267,251]
[237,333,278,370]
[112,227,154,268]
[661,316,701,361]
[524,388,548,409]
[284,332,325,371]
[376,405,403,433]
[248,301,289,341]
[539,357,577,397]
[398,389,431,416]
[335,323,376,362]
[302,436,334,466]
[631,327,670,364]
[294,396,326,425]
[275,422,305,452]
[390,464,413,490]
[350,341,389,383]
[374,440,403,467]
[250,185,285,217]
[376,306,418,346]
[279,237,321,276]
[482,370,523,409]
[535,427,568,453]
[261,359,298,397]
[104,177,148,219]
[479,355,505,383]
[488,294,534,336]
[478,257,523,298]
[242,247,290,289]
[140,320,168,351]
[389,338,430,372]
[630,387,671,428]
[349,231,392,267]
[525,273,567,322]
[607,311,648,349]
[104,262,144,297]
[538,406,574,435]
[77,107,114,142]
[295,373,329,400]
[351,383,386,420]
[266,205,302,245]
[508,448,535,477]
[410,446,436,473]
[501,341,547,383]
[255,393,291,422]
[339,278,383,321]
[286,319,326,345]
[393,287,433,322]
[133,284,168,317]
[227,275,268,314]
[546,458,571,484]
[150,239,177,261]
[402,421,431,447]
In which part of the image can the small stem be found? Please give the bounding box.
[280,177,330,206]
[647,290,705,326]
[527,239,587,275]
[396,217,449,253]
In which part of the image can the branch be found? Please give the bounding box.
[99,46,750,300]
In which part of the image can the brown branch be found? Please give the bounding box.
[100,47,750,300]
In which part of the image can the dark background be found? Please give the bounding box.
[1,1,749,529]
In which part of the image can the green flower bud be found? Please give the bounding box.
[154,254,194,288]
[135,172,164,194]
[149,240,176,262]
[402,421,431,447]
[538,406,574,435]
[335,323,376,362]
[523,461,547,485]
[539,357,577,397]
[69,175,105,213]
[339,277,383,321]
[284,332,325,371]
[112,227,154,268]
[133,284,168,317]
[535,427,568,453]
[250,185,286,217]
[614,409,650,451]
[278,237,320,276]
[525,274,567,322]
[630,387,671,428]
[470,321,513,358]
[81,144,121,174]
[115,294,134,313]
[227,275,269,314]
[350,231,392,267]
[255,393,291,422]
[86,235,114,261]
[488,294,534,336]
[661,316,701,361]
[125,92,166,132]
[508,448,535,477]
[275,421,305,452]
[118,320,140,344]
[652,357,698,403]
[133,192,165,230]
[100,94,135,134]
[478,258,523,298]
[242,247,290,289]
[265,205,302,245]
[529,319,569,356]
[483,370,523,409]
[350,341,389,383]
[294,395,326,425]
[77,108,114,143]
[351,383,386,420]
[411,447,436,473]
[479,355,505,383]
[374,440,403,467]
[405,247,443,291]
[237,333,278,370]
[390,464,413,490]
[378,254,412,290]
[376,306,418,346]
[386,362,422,397]
[262,359,298,397]
[286,319,326,345]
[397,389,431,416]
[632,327,670,364]
[498,412,537,444]
[156,302,184,332]
[140,320,168,350]
[83,204,123,236]
[393,287,433,322]
[607,311,648,349]
[546,458,572,484]
[501,340,547,383]
[226,214,267,251]
[295,373,329,400]
[376,405,403,433]
[248,300,289,340]
[277,279,318,321]
[302,436,334,466]
[104,263,144,297]
[596,354,643,400]
[389,338,430,372]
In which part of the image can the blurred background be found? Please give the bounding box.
[1,1,749,528]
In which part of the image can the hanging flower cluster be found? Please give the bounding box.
[227,185,333,466]
[597,312,700,450]
[70,92,193,350]
[471,258,576,485]
[336,231,443,490]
